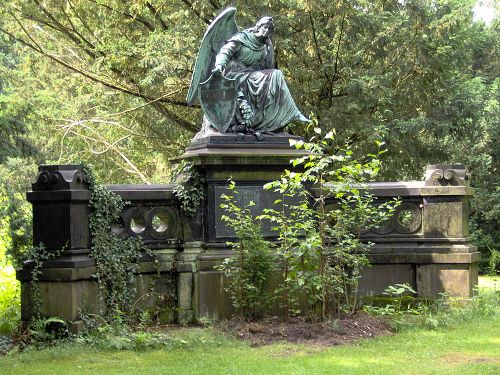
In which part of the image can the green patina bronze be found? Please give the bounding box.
[187,7,309,137]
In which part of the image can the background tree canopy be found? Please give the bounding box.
[0,0,498,267]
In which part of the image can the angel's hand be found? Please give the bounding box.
[212,65,224,74]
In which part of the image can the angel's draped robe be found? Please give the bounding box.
[214,30,305,132]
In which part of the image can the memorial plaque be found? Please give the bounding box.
[215,185,299,238]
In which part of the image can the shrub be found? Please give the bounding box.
[216,181,276,318]
[262,127,399,319]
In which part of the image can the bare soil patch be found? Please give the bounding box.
[440,352,500,367]
[216,312,392,347]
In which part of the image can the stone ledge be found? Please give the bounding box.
[17,266,97,282]
[361,184,474,197]
[186,134,302,150]
[17,258,176,282]
[369,243,478,252]
[368,252,481,264]
[108,184,176,201]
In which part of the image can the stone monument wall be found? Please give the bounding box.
[18,149,479,330]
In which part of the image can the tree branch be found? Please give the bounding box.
[67,0,103,46]
[59,1,100,53]
[319,92,348,101]
[308,10,334,106]
[308,11,323,66]
[84,0,155,31]
[60,120,150,183]
[333,12,346,78]
[181,0,211,25]
[0,25,195,122]
[31,0,100,59]
[151,101,198,133]
[146,2,168,31]
[3,5,198,133]
[208,0,221,10]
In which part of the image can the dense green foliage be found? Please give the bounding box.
[216,181,276,318]
[264,129,399,318]
[219,129,399,319]
[0,171,32,269]
[0,1,497,265]
[84,165,146,317]
[363,282,500,331]
[0,264,20,333]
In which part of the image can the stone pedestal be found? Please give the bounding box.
[174,134,308,320]
[17,165,95,332]
[19,166,179,332]
[176,147,480,318]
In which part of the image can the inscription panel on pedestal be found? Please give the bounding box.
[214,185,297,238]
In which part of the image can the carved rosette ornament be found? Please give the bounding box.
[350,201,423,236]
[361,202,422,235]
[393,203,422,234]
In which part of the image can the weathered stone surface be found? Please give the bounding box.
[416,263,478,297]
[214,185,301,238]
[359,265,416,296]
[20,278,99,323]
[423,197,469,238]
[20,161,480,328]
[31,164,89,191]
[425,164,469,187]
[194,270,233,320]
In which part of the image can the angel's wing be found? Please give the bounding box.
[186,7,238,106]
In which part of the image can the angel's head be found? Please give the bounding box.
[253,16,274,39]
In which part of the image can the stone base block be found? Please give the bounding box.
[194,271,233,320]
[21,279,99,324]
[359,264,416,296]
[20,263,177,330]
[416,263,478,297]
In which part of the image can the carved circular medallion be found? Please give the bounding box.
[372,219,394,235]
[393,203,421,234]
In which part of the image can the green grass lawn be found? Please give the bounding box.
[0,273,498,374]
[0,314,498,375]
[479,275,500,291]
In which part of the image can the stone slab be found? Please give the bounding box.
[213,184,300,238]
[194,271,233,320]
[186,134,303,151]
[358,264,416,296]
[416,263,478,297]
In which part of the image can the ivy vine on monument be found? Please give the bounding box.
[83,164,146,317]
[171,160,204,216]
[25,244,61,318]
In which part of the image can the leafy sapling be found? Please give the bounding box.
[264,126,400,319]
[216,181,275,319]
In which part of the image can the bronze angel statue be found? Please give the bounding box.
[186,8,309,139]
